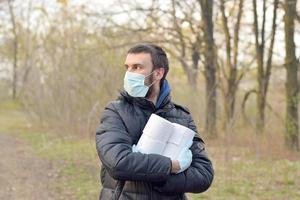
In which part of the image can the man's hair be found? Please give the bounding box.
[127,43,169,80]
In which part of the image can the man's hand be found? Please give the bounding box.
[172,140,193,174]
[171,160,180,174]
[177,148,192,173]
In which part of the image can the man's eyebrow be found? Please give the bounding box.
[134,63,144,67]
[124,63,145,67]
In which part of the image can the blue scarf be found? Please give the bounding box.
[155,80,171,108]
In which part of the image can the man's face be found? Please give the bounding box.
[124,53,154,86]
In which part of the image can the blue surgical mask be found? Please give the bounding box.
[124,71,157,97]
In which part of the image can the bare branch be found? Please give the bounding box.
[264,0,279,94]
[241,89,257,123]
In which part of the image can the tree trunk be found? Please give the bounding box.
[199,0,217,137]
[187,68,197,89]
[178,59,198,89]
[253,0,278,133]
[225,80,236,125]
[205,68,217,138]
[256,81,266,132]
[284,0,299,151]
[219,0,244,128]
[8,0,18,100]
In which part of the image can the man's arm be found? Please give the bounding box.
[153,115,214,194]
[95,102,172,182]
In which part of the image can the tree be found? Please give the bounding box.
[252,0,279,132]
[199,0,217,137]
[164,0,202,88]
[7,0,18,99]
[219,0,244,128]
[284,0,299,151]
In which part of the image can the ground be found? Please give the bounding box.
[0,104,88,200]
[0,133,61,200]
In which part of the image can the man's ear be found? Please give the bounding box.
[156,67,165,80]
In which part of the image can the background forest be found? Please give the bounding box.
[0,0,299,199]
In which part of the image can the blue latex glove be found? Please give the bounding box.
[177,140,193,173]
[185,140,193,149]
[177,148,192,173]
[132,144,140,153]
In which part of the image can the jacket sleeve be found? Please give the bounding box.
[95,102,172,182]
[153,115,214,194]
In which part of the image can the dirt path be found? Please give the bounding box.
[0,133,63,200]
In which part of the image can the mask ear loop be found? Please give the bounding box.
[144,70,159,87]
[147,78,159,88]
[144,70,156,78]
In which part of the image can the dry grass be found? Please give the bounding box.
[191,122,300,200]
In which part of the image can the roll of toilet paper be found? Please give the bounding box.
[142,114,174,143]
[168,127,184,145]
[172,123,195,147]
[136,115,196,159]
[163,143,181,160]
[163,124,195,160]
[137,134,166,155]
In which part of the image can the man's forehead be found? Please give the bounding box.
[125,53,152,65]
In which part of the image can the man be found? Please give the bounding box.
[96,43,214,200]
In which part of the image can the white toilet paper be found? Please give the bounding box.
[172,123,195,147]
[137,134,166,154]
[136,114,196,160]
[142,114,174,143]
[163,143,181,160]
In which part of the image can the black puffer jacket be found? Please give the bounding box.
[96,90,214,200]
